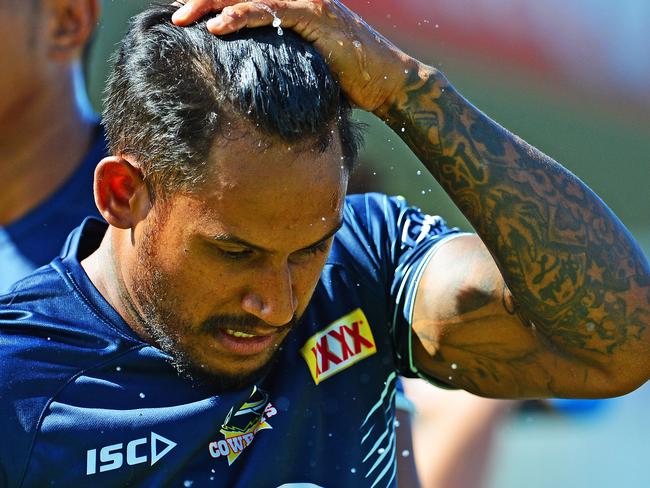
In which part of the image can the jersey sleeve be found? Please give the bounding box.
[341,193,470,388]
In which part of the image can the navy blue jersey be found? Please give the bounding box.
[0,125,105,293]
[0,193,465,488]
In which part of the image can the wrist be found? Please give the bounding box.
[373,59,447,120]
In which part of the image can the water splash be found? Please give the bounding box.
[256,3,283,35]
[272,16,283,36]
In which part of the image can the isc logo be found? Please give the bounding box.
[86,431,177,475]
[300,308,377,385]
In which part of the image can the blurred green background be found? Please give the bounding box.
[87,2,650,487]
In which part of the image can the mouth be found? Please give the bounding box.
[214,328,283,356]
[224,329,258,339]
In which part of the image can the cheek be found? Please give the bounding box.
[293,256,328,302]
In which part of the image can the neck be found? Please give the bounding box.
[0,63,96,225]
[82,228,155,345]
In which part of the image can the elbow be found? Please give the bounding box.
[594,357,650,398]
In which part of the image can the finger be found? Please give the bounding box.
[206,1,306,36]
[172,0,239,25]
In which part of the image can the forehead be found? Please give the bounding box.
[171,131,347,249]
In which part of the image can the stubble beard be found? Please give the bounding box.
[127,219,296,392]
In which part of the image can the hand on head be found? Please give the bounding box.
[171,0,417,114]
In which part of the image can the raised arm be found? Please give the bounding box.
[384,66,650,398]
[173,0,650,398]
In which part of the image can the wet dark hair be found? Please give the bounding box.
[103,4,363,195]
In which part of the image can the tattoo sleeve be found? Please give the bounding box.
[384,66,650,371]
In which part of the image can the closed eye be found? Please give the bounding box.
[216,247,255,261]
[290,239,332,263]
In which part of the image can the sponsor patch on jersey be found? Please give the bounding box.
[300,308,377,385]
[208,386,278,466]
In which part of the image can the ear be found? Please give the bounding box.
[94,156,151,229]
[47,0,100,61]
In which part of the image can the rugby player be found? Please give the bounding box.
[0,0,103,292]
[1,1,648,486]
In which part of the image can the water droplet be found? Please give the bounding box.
[353,40,362,49]
[46,337,51,341]
[351,468,357,474]
[256,3,283,35]
[139,392,146,399]
[451,363,458,370]
[393,419,401,428]
[115,366,122,372]
[184,481,194,487]
[321,217,326,221]
[401,449,410,457]
[211,469,215,474]
[416,170,422,175]
[378,448,385,454]
[585,322,596,331]
[400,127,405,132]
[448,376,453,380]
[328,432,333,437]
[421,190,426,194]
[209,477,214,481]
[435,24,439,28]
[404,69,409,74]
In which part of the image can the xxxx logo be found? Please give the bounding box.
[208,386,278,466]
[301,308,377,385]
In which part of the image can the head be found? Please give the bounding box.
[0,0,99,124]
[95,5,363,390]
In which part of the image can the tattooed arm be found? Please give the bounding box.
[174,0,650,398]
[382,68,650,398]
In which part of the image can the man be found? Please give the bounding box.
[1,2,648,487]
[0,0,102,293]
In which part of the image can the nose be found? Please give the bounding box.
[241,261,298,327]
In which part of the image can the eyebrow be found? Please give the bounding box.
[209,219,344,253]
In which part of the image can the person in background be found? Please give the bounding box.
[403,378,514,488]
[0,0,102,293]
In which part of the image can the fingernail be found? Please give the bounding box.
[172,4,190,22]
[207,15,225,30]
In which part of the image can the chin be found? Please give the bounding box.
[169,348,281,393]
